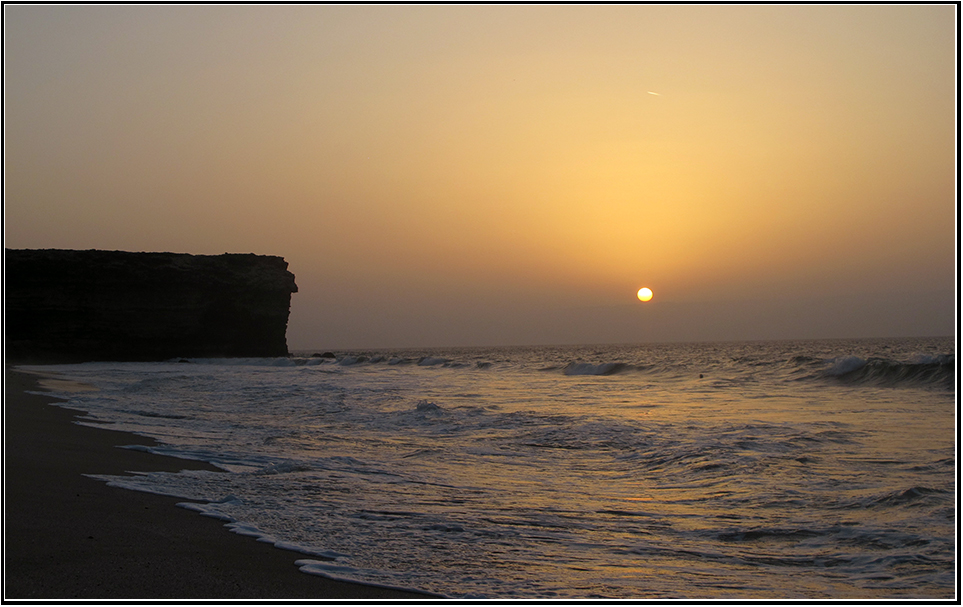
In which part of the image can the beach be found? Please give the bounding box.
[3,367,436,600]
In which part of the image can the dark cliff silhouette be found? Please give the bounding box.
[5,249,298,363]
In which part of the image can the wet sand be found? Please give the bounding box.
[4,367,438,599]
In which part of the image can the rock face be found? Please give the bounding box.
[5,249,298,363]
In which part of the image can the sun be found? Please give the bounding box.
[637,287,653,302]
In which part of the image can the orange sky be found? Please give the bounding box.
[4,5,957,348]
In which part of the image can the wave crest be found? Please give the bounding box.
[563,362,626,376]
[821,354,954,389]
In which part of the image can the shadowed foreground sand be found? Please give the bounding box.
[4,367,438,600]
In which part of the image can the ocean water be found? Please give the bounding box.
[25,337,956,599]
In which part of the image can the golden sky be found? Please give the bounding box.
[4,5,957,348]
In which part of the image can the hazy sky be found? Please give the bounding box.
[4,4,957,349]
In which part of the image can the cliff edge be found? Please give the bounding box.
[5,249,298,363]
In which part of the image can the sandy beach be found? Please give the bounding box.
[3,367,437,600]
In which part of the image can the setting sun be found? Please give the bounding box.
[637,287,653,302]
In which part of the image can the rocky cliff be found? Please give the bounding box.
[5,249,298,363]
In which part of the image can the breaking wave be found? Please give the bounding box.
[820,354,954,390]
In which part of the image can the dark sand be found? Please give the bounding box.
[4,367,438,600]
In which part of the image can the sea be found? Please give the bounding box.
[24,336,957,599]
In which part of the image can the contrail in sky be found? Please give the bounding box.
[647,91,661,95]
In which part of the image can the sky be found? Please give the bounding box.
[4,4,957,350]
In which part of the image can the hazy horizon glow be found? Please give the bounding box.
[4,5,957,349]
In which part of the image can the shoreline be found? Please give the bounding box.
[3,366,438,600]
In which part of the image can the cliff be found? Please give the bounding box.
[5,249,298,363]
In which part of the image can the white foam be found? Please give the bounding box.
[909,353,953,365]
[295,559,441,597]
[175,500,358,563]
[825,355,867,376]
[84,473,200,499]
[418,356,448,366]
[338,356,366,366]
[180,357,326,367]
